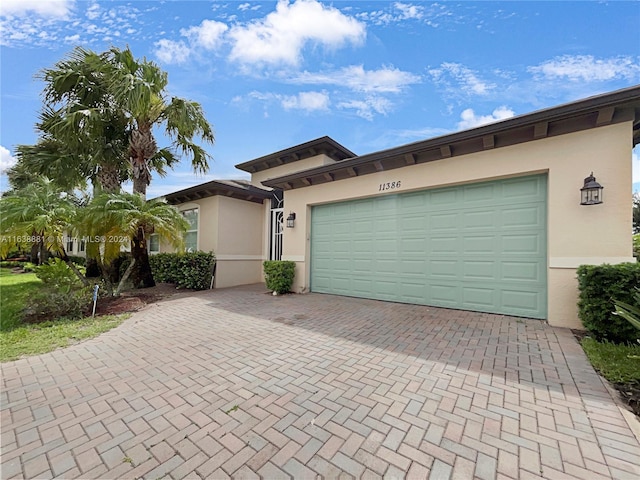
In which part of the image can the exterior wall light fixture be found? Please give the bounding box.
[286,212,296,228]
[580,172,604,205]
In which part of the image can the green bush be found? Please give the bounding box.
[577,263,640,344]
[34,258,80,294]
[263,260,296,294]
[67,255,86,266]
[149,251,215,290]
[0,261,23,269]
[21,288,90,324]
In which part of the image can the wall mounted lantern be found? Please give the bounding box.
[580,172,604,205]
[286,212,296,228]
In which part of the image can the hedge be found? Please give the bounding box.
[149,251,215,290]
[263,260,296,294]
[577,263,640,344]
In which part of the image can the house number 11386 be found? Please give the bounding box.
[379,181,401,191]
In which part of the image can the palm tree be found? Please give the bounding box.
[0,177,86,283]
[24,46,215,287]
[84,192,189,289]
[104,47,215,197]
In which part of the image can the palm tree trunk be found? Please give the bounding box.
[130,226,155,288]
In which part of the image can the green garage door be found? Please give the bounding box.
[311,175,547,319]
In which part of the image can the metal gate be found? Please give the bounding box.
[270,208,284,260]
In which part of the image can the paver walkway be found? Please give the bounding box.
[1,284,639,479]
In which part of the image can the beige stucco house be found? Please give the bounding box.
[162,86,640,329]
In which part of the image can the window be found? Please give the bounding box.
[149,234,160,253]
[182,208,198,252]
[79,240,86,252]
[66,237,74,253]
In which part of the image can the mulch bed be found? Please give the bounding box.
[93,283,187,315]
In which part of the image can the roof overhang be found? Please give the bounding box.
[262,86,640,191]
[235,136,356,174]
[163,180,273,205]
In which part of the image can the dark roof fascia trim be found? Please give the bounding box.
[235,136,357,173]
[262,86,640,189]
[164,180,272,205]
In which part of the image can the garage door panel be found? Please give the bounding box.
[431,237,460,254]
[430,212,459,231]
[311,175,547,319]
[429,283,460,305]
[463,261,496,280]
[502,206,543,228]
[463,235,496,254]
[462,210,496,230]
[502,234,543,255]
[462,287,497,309]
[501,261,543,282]
[463,184,496,203]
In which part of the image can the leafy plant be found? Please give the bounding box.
[21,288,91,324]
[263,260,296,294]
[577,263,640,344]
[149,251,215,290]
[614,288,640,331]
[34,258,81,293]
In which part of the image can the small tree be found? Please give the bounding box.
[84,192,189,291]
[0,177,86,284]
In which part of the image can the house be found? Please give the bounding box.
[162,86,640,329]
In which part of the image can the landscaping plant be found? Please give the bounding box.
[263,260,296,294]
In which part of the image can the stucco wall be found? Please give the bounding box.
[161,195,267,288]
[250,154,338,186]
[215,196,266,288]
[281,122,635,329]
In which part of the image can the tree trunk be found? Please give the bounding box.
[130,227,155,288]
[96,163,121,193]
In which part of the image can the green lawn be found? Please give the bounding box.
[581,336,640,384]
[0,269,128,362]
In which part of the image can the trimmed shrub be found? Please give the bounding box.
[577,263,640,344]
[21,288,91,323]
[149,251,215,290]
[263,260,296,294]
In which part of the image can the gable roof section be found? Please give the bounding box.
[235,136,356,174]
[262,86,640,190]
[163,179,273,205]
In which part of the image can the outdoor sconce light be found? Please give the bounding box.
[580,172,604,205]
[286,212,296,228]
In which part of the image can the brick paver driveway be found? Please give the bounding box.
[2,284,639,479]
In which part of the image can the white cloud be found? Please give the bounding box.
[228,0,365,67]
[281,91,330,111]
[633,149,639,184]
[86,2,100,20]
[338,96,393,121]
[528,55,640,83]
[181,19,228,51]
[291,65,421,93]
[457,106,515,130]
[0,146,17,174]
[357,2,449,27]
[247,90,330,113]
[154,39,191,64]
[429,62,494,96]
[0,0,73,18]
[394,2,424,20]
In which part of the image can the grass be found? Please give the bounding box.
[0,269,42,330]
[0,268,129,362]
[581,336,640,384]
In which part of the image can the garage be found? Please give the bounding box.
[311,175,547,319]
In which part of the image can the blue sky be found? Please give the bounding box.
[1,0,639,196]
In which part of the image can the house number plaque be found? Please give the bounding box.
[378,181,402,192]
